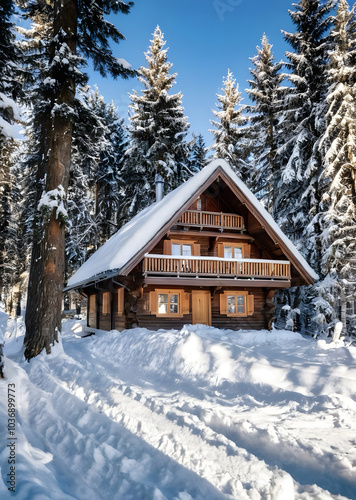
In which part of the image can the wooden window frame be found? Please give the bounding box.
[156,289,182,317]
[220,291,254,317]
[217,242,250,259]
[149,289,190,317]
[171,241,193,257]
[163,239,200,256]
[223,244,243,259]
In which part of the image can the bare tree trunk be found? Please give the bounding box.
[24,0,77,360]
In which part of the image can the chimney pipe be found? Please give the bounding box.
[155,173,164,202]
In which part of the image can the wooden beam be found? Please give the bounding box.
[167,230,253,240]
[143,277,291,288]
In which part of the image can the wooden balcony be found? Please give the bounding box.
[143,254,291,280]
[176,210,244,231]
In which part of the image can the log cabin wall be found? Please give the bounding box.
[86,282,275,332]
[134,285,269,331]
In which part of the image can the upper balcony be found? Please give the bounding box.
[176,210,244,231]
[143,254,291,281]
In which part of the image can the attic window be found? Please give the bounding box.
[197,197,202,211]
[172,243,192,256]
[224,245,243,259]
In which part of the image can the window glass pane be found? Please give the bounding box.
[158,293,168,314]
[170,304,178,313]
[159,303,168,314]
[237,295,245,314]
[172,244,181,256]
[197,197,202,211]
[234,247,243,259]
[224,246,232,259]
[182,244,192,256]
[227,295,235,313]
[170,294,179,314]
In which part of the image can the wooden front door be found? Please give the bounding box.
[192,290,211,326]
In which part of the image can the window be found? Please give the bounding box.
[197,197,202,211]
[150,289,189,317]
[227,294,245,314]
[157,291,180,316]
[220,291,254,317]
[224,245,243,259]
[172,243,192,256]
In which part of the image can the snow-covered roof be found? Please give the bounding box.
[66,159,318,290]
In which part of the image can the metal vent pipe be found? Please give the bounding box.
[155,173,164,202]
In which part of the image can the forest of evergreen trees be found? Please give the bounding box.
[0,0,355,363]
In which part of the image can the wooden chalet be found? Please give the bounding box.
[65,159,318,333]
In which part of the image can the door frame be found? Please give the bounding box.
[192,290,211,326]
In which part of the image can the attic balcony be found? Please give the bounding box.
[143,254,291,282]
[176,210,245,231]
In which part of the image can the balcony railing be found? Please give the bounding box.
[143,254,291,280]
[176,210,244,231]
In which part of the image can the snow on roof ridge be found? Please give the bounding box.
[66,159,318,289]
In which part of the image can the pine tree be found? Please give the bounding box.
[189,133,208,173]
[66,86,126,276]
[120,26,190,225]
[65,86,105,279]
[209,70,251,185]
[274,0,334,271]
[246,34,283,209]
[21,0,135,360]
[318,0,356,333]
[0,0,21,143]
[94,97,127,244]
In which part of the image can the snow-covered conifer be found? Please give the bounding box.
[274,0,334,269]
[120,26,190,224]
[246,34,283,209]
[209,70,251,185]
[0,0,21,144]
[318,0,356,333]
[21,0,134,360]
[189,134,208,173]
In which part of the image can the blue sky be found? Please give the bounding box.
[89,0,295,147]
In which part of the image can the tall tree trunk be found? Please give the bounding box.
[24,0,77,360]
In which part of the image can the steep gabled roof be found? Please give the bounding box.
[66,159,318,290]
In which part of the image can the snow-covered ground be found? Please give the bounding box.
[1,314,356,500]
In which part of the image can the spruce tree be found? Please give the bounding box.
[209,70,251,185]
[94,97,127,244]
[65,86,105,279]
[189,133,208,173]
[318,0,356,333]
[274,0,334,271]
[246,34,283,210]
[120,26,190,225]
[21,0,134,360]
[0,0,21,143]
